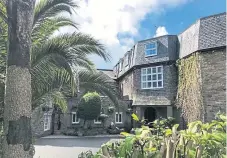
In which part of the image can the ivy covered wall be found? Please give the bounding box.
[176,48,226,123]
[176,53,204,123]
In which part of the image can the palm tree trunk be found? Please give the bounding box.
[3,0,35,158]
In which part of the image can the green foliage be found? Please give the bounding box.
[0,0,119,114]
[176,53,203,122]
[77,92,101,120]
[81,113,226,158]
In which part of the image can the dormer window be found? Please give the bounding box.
[125,54,129,66]
[145,42,157,57]
[119,60,123,71]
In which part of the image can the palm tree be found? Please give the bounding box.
[3,0,35,157]
[0,0,119,156]
[0,0,119,112]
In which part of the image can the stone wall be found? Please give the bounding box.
[199,48,226,122]
[61,96,131,132]
[31,107,52,137]
[177,48,226,123]
[119,71,134,100]
[132,63,177,106]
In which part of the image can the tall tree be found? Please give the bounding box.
[3,0,35,157]
[0,0,119,112]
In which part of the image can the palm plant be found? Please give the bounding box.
[0,0,119,112]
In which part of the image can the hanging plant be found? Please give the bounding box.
[108,106,115,113]
[98,114,109,121]
[126,108,132,114]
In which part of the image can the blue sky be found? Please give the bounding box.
[137,0,226,41]
[74,0,226,69]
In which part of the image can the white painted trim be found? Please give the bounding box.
[141,66,163,89]
[144,41,158,57]
[44,113,51,131]
[115,112,123,124]
[94,119,102,124]
[72,112,80,124]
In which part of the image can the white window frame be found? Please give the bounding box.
[44,113,51,131]
[119,60,123,71]
[141,66,163,89]
[94,118,102,124]
[145,41,157,57]
[125,54,129,66]
[115,112,123,124]
[72,112,80,124]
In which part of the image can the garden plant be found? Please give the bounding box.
[79,112,226,158]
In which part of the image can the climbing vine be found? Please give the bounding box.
[176,53,204,123]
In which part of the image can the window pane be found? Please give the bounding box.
[119,114,122,122]
[147,68,151,74]
[151,49,156,55]
[158,74,162,80]
[152,75,157,80]
[158,67,162,73]
[116,114,118,122]
[142,69,146,74]
[72,114,75,122]
[152,68,156,73]
[142,83,146,88]
[147,82,152,88]
[147,75,151,81]
[145,50,152,56]
[153,82,157,88]
[146,43,156,49]
[158,81,162,87]
[142,76,146,81]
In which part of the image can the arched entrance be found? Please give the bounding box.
[144,107,156,126]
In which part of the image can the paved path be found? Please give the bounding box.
[34,136,122,158]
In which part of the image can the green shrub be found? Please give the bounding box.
[80,113,226,158]
[77,92,101,122]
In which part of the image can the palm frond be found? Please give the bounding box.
[34,0,77,27]
[31,32,109,76]
[78,70,119,106]
[32,16,78,47]
[0,1,7,24]
[32,89,67,112]
[32,33,110,64]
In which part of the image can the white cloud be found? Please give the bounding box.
[154,26,168,37]
[67,0,190,68]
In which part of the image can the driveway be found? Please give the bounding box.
[34,136,122,158]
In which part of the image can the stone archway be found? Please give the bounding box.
[144,107,156,125]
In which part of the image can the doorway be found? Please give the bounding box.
[144,107,156,126]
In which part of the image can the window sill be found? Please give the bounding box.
[44,129,50,131]
[141,87,163,90]
[145,54,157,58]
[115,122,123,124]
[72,122,80,124]
[94,122,102,124]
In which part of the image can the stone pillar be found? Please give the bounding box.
[167,106,173,117]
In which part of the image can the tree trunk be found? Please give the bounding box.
[3,0,35,158]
